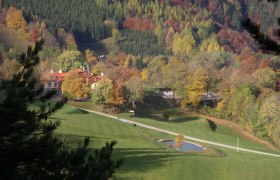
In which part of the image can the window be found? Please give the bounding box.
[54,83,58,88]
[48,83,52,88]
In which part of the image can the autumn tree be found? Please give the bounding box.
[112,82,126,108]
[228,86,259,132]
[61,70,90,99]
[182,68,209,108]
[200,35,223,52]
[91,78,114,106]
[252,67,277,89]
[65,33,78,50]
[92,62,105,76]
[125,76,144,113]
[165,27,175,51]
[85,49,98,64]
[174,134,184,149]
[146,55,168,86]
[30,27,40,43]
[112,28,121,44]
[172,28,196,56]
[0,58,21,80]
[105,66,140,83]
[257,94,280,137]
[161,58,188,97]
[5,7,27,31]
[54,50,85,72]
[242,0,280,55]
[272,122,280,146]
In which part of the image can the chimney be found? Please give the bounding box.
[87,64,90,73]
[101,72,104,76]
[59,69,62,73]
[50,69,54,73]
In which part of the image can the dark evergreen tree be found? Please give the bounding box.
[0,40,122,179]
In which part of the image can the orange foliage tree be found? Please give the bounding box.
[112,83,126,107]
[5,7,27,31]
[124,17,156,31]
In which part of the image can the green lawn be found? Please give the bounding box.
[53,104,280,180]
[119,112,279,153]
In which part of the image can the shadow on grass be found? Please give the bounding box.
[136,113,200,124]
[49,117,63,120]
[102,148,185,173]
[170,116,200,123]
[207,119,217,132]
[67,109,90,115]
[109,147,226,173]
[56,134,111,140]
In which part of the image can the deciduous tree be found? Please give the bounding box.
[0,58,21,80]
[174,134,184,149]
[54,50,84,72]
[5,7,27,31]
[91,78,114,106]
[125,76,144,111]
[61,70,90,99]
[257,95,280,137]
[182,68,209,108]
[252,67,277,89]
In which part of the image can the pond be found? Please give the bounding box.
[167,140,204,152]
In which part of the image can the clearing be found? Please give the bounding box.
[53,104,280,180]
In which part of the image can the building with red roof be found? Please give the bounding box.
[43,69,102,94]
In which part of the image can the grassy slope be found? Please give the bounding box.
[53,105,280,180]
[0,24,31,51]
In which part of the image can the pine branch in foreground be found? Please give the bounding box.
[0,40,122,179]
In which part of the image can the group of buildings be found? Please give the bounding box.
[43,69,103,96]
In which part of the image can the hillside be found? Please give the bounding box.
[54,104,280,180]
[0,1,280,179]
[0,24,31,51]
[2,0,256,54]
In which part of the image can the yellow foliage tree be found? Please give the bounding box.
[182,68,209,108]
[61,70,90,99]
[258,100,280,137]
[200,36,223,52]
[5,7,27,31]
[141,68,149,82]
[85,49,98,64]
[92,63,104,76]
[172,30,196,56]
[111,28,120,40]
[174,134,184,149]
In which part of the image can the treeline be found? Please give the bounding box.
[2,0,126,42]
[118,30,166,56]
[2,0,252,55]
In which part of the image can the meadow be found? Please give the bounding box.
[53,104,280,180]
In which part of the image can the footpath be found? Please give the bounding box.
[80,108,280,158]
